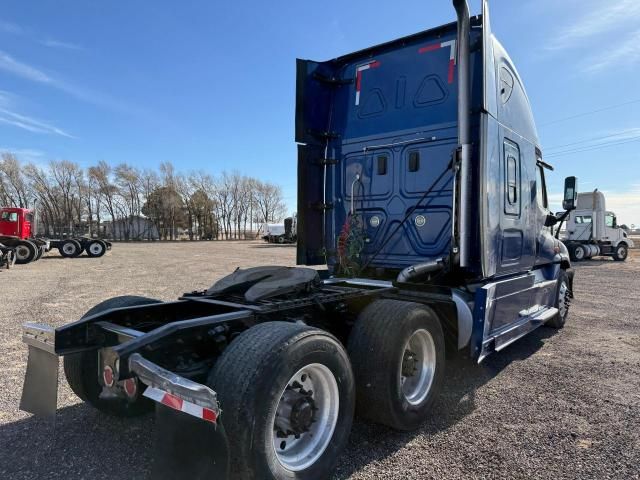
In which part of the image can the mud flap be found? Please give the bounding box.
[151,404,229,480]
[20,345,59,417]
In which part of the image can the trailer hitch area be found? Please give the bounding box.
[20,323,58,417]
[128,353,220,424]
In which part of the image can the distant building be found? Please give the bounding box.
[108,215,159,241]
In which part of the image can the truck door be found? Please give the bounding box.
[0,211,19,236]
[495,134,536,276]
[603,212,620,242]
[570,213,593,241]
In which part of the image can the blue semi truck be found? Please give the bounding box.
[20,1,578,478]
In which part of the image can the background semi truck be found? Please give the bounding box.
[0,207,111,264]
[262,216,298,244]
[20,2,578,479]
[561,191,633,261]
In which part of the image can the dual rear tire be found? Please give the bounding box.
[59,239,82,258]
[210,300,445,479]
[67,298,446,479]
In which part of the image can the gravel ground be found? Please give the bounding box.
[0,242,638,479]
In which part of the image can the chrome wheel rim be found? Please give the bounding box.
[558,281,569,318]
[575,247,584,260]
[400,329,436,406]
[618,246,627,258]
[62,243,77,255]
[272,363,339,472]
[89,242,103,255]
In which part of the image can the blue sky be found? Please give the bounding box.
[0,0,639,224]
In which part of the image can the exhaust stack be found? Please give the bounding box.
[453,0,471,267]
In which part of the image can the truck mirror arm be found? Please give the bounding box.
[553,210,572,239]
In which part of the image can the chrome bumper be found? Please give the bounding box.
[129,353,220,422]
[20,322,220,423]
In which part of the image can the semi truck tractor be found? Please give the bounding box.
[263,216,298,244]
[20,2,578,479]
[0,207,111,264]
[562,191,633,261]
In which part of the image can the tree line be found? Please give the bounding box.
[0,153,288,241]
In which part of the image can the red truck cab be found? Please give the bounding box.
[0,207,32,239]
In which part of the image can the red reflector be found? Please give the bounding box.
[161,393,183,411]
[202,408,217,422]
[419,44,440,53]
[103,366,114,387]
[123,378,137,397]
[448,59,455,84]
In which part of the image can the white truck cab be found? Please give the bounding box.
[564,191,634,261]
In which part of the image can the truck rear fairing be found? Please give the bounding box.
[296,5,558,285]
[296,21,483,275]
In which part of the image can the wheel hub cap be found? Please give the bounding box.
[558,281,569,318]
[275,389,316,434]
[272,363,339,472]
[400,329,436,406]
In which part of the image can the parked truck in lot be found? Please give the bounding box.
[263,216,298,244]
[20,2,578,479]
[0,207,111,264]
[561,191,633,262]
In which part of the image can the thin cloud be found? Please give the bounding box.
[583,30,640,72]
[600,186,640,225]
[0,107,75,138]
[0,20,24,35]
[0,49,145,117]
[0,50,53,83]
[546,0,640,51]
[41,38,83,51]
[0,19,83,51]
[0,147,45,162]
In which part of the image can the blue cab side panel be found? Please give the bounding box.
[296,22,483,272]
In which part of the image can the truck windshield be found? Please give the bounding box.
[605,214,615,227]
[1,212,18,222]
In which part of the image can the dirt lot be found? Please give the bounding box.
[0,242,638,479]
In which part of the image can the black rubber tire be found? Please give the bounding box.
[547,270,571,329]
[59,239,82,258]
[347,299,446,431]
[14,240,37,264]
[613,243,628,262]
[207,322,355,480]
[571,244,585,262]
[63,295,161,416]
[85,239,107,257]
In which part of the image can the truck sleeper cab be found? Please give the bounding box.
[20,2,575,479]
